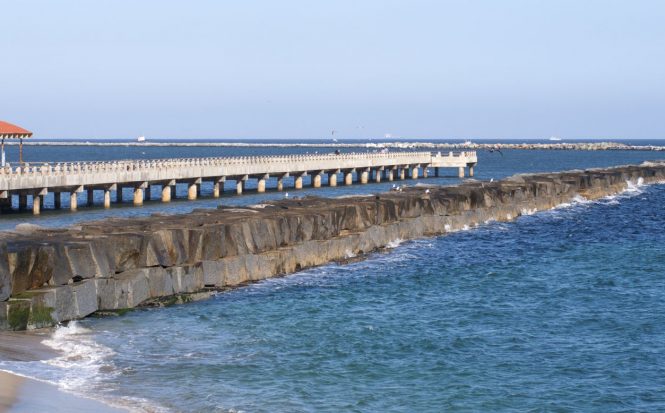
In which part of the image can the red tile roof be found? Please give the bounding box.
[0,121,32,138]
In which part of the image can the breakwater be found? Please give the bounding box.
[10,140,665,151]
[1,161,664,330]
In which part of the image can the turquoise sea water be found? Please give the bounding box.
[1,143,665,412]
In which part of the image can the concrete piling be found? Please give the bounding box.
[329,172,337,187]
[104,189,111,208]
[70,192,78,211]
[133,187,143,206]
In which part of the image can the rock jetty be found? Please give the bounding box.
[15,140,665,151]
[1,162,664,330]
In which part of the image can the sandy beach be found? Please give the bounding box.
[0,331,128,413]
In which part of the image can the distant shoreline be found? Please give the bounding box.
[4,140,665,151]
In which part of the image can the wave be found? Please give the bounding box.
[385,238,404,249]
[625,177,645,194]
[41,321,118,390]
[0,322,169,413]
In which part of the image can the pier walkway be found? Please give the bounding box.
[0,151,477,214]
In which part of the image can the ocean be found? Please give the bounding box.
[1,141,665,412]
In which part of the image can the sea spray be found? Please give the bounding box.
[41,321,118,390]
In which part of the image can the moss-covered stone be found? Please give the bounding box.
[93,307,134,317]
[7,300,31,331]
[28,303,54,329]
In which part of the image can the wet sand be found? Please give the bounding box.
[0,331,128,413]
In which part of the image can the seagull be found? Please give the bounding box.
[487,147,504,156]
[425,189,430,194]
[490,178,494,182]
[285,192,289,198]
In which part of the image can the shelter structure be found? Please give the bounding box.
[0,121,33,166]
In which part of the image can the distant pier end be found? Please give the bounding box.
[0,151,477,215]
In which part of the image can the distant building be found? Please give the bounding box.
[0,121,33,165]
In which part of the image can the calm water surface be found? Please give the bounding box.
[1,143,665,412]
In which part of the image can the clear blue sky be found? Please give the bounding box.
[1,0,664,139]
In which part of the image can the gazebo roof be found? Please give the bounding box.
[0,121,33,138]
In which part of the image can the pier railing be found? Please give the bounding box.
[0,151,475,176]
[0,150,477,214]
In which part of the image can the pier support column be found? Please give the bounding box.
[104,189,111,208]
[70,192,78,211]
[213,179,224,198]
[312,173,322,188]
[257,176,267,193]
[387,169,394,181]
[328,172,337,187]
[18,194,27,210]
[374,169,382,183]
[345,171,353,186]
[458,166,465,178]
[236,180,243,195]
[423,168,429,178]
[0,197,12,213]
[469,165,474,177]
[294,175,303,190]
[411,167,419,179]
[188,183,197,200]
[32,195,41,215]
[54,192,61,209]
[360,169,369,184]
[400,168,406,180]
[162,185,172,202]
[87,189,94,206]
[277,176,284,191]
[133,188,144,206]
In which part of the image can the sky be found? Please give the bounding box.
[1,0,664,140]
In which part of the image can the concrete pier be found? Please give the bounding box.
[0,151,477,214]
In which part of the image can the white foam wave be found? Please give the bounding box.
[385,238,404,249]
[41,321,118,391]
[520,208,537,216]
[344,249,357,259]
[625,177,645,194]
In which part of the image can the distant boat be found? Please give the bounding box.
[137,135,146,143]
[549,136,562,141]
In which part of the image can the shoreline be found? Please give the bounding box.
[0,329,130,413]
[0,370,128,413]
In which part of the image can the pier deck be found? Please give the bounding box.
[0,151,477,214]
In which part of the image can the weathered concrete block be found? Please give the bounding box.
[0,244,11,301]
[66,243,101,280]
[72,279,98,318]
[146,267,174,298]
[201,260,227,287]
[168,265,204,294]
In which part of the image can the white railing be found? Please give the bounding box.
[0,151,475,177]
